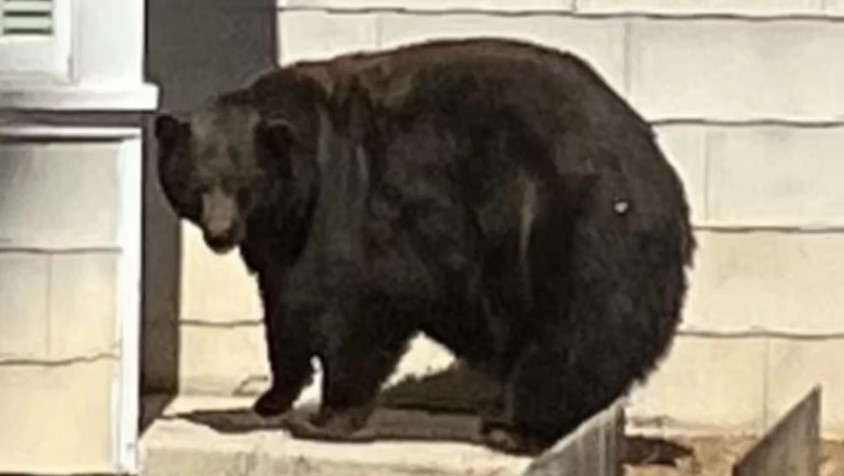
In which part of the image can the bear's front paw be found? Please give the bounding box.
[479,421,550,456]
[252,386,296,417]
[285,405,376,443]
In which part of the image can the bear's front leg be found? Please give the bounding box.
[286,306,415,442]
[253,303,316,417]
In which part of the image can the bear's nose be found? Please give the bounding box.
[203,226,240,253]
[206,228,233,244]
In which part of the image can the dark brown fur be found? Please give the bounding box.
[155,37,695,455]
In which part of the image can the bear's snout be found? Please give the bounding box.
[201,188,244,253]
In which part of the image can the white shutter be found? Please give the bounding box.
[0,0,70,82]
[1,0,54,36]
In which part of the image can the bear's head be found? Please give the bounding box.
[154,94,294,254]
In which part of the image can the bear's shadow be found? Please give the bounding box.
[173,363,496,445]
[173,364,693,466]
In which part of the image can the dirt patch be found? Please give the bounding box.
[626,435,844,476]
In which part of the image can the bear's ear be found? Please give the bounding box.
[154,113,188,149]
[255,117,296,157]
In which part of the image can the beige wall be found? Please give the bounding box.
[0,136,140,473]
[172,0,844,438]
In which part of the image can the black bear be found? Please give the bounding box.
[154,37,695,455]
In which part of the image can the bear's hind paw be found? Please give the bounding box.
[479,424,550,456]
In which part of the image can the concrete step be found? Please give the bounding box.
[139,395,535,476]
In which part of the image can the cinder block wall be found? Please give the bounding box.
[174,0,844,438]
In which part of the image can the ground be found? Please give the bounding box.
[141,391,844,476]
[627,435,844,476]
[141,363,843,475]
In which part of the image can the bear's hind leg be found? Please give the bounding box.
[477,168,691,454]
[480,335,624,455]
[481,212,689,454]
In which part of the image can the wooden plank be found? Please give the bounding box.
[523,401,625,476]
[732,386,821,476]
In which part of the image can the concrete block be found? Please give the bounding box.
[266,436,531,475]
[141,427,262,476]
[48,252,118,358]
[682,231,844,334]
[525,402,624,476]
[0,254,49,358]
[733,387,820,476]
[653,124,707,223]
[628,19,844,122]
[0,142,121,249]
[378,13,628,95]
[627,335,767,433]
[282,0,574,11]
[767,339,844,438]
[140,402,264,476]
[179,322,269,395]
[578,0,823,15]
[706,126,844,227]
[278,11,379,65]
[181,225,262,324]
[0,359,116,474]
[141,395,533,476]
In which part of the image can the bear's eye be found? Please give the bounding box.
[186,201,201,222]
[175,191,201,222]
[170,180,201,222]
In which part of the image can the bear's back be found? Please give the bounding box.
[292,38,678,191]
[248,38,691,251]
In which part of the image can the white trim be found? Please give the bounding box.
[112,135,143,473]
[0,0,73,81]
[0,82,159,110]
[0,124,142,140]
